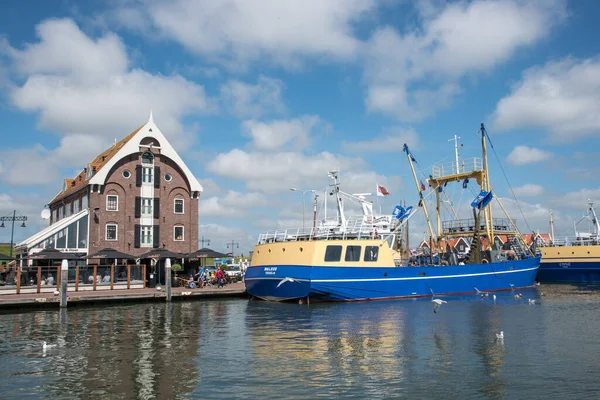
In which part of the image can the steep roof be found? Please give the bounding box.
[50,125,144,204]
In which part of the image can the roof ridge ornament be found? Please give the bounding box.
[148,109,154,124]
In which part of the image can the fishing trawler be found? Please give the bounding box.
[244,124,540,302]
[537,201,600,283]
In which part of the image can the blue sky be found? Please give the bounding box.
[1,0,600,253]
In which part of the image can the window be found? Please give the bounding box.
[141,226,153,247]
[174,198,184,214]
[174,226,184,241]
[73,200,80,214]
[106,195,118,211]
[324,245,342,262]
[106,224,117,241]
[364,246,379,262]
[65,203,71,217]
[164,173,172,182]
[141,151,154,165]
[122,170,131,179]
[142,167,153,184]
[142,198,153,216]
[82,195,88,210]
[58,207,63,220]
[345,246,361,262]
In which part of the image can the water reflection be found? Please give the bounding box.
[1,286,600,398]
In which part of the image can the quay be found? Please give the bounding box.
[0,282,247,311]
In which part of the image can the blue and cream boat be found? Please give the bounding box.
[537,201,600,283]
[245,124,540,302]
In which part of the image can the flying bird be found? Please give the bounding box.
[276,277,296,288]
[432,298,447,313]
[496,331,504,340]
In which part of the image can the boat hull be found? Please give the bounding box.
[538,245,600,283]
[245,257,540,302]
[537,261,600,283]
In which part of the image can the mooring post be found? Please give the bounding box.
[60,259,68,308]
[165,258,172,302]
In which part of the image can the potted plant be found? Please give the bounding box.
[171,263,183,287]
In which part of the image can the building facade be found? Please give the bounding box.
[16,114,202,260]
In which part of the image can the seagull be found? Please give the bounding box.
[42,341,56,350]
[514,293,523,300]
[156,286,162,291]
[540,292,546,297]
[528,298,536,305]
[474,287,488,298]
[53,290,60,296]
[276,277,296,288]
[535,281,541,286]
[432,298,447,313]
[496,331,504,340]
[182,291,192,296]
[509,283,515,289]
[493,294,497,302]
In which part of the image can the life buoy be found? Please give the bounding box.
[482,259,489,264]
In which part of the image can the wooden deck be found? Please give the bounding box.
[0,282,247,310]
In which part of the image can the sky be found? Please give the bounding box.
[1,0,600,255]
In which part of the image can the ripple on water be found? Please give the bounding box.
[0,285,599,398]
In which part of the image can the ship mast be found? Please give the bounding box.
[549,210,555,243]
[480,124,495,248]
[589,200,600,240]
[403,144,438,252]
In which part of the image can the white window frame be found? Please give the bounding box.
[174,198,184,214]
[106,194,119,211]
[141,225,153,247]
[82,194,88,210]
[106,224,118,241]
[142,167,154,184]
[174,226,185,241]
[142,198,153,216]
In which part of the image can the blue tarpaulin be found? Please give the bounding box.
[470,191,493,209]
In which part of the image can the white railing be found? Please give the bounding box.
[256,215,396,244]
[432,157,483,179]
[547,236,600,247]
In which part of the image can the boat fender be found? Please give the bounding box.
[482,259,489,264]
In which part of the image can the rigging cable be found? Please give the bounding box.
[481,126,533,233]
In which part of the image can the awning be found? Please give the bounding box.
[16,209,89,252]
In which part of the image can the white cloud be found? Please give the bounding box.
[342,126,418,153]
[220,76,286,118]
[512,184,545,197]
[4,18,210,153]
[206,149,367,193]
[552,188,600,211]
[493,57,600,140]
[115,0,375,69]
[198,190,267,218]
[364,0,566,121]
[506,145,552,166]
[242,115,320,151]
[198,223,256,255]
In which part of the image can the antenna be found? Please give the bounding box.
[448,135,463,173]
[40,208,51,220]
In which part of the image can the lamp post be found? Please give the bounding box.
[1,210,27,258]
[289,188,316,232]
[227,240,240,258]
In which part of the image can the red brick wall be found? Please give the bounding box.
[87,150,199,257]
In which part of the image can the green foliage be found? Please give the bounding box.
[171,263,183,272]
[0,245,13,259]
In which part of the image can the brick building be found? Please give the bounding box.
[16,113,203,260]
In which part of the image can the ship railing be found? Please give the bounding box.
[442,217,516,234]
[432,157,483,179]
[547,236,600,247]
[256,215,396,244]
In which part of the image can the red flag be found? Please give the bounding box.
[420,181,426,191]
[377,185,390,197]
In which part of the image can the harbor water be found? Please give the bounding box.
[1,285,600,399]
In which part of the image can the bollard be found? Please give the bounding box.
[165,258,172,302]
[60,259,68,308]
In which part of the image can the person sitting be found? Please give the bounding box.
[96,274,102,284]
[88,275,94,284]
[102,273,111,283]
[187,280,197,289]
[40,275,47,286]
[46,275,55,286]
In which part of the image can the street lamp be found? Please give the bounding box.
[289,188,316,232]
[0,210,28,258]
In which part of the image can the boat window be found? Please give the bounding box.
[345,246,361,262]
[324,245,342,262]
[364,246,379,262]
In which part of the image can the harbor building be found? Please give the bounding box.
[15,113,203,261]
